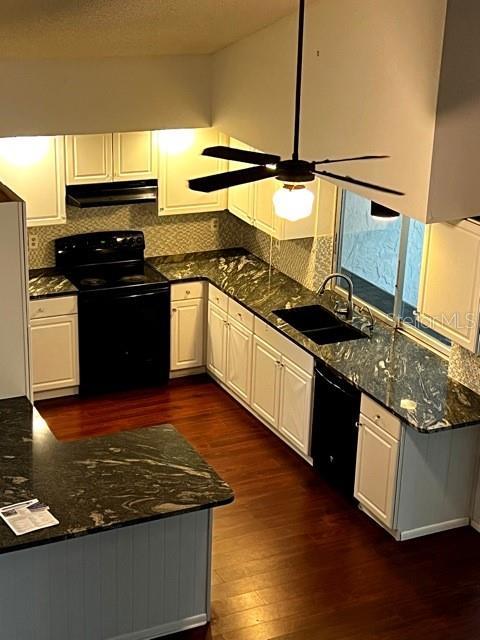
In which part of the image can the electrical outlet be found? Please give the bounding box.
[210,218,219,232]
[29,234,39,250]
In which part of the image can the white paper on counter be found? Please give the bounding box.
[0,499,59,536]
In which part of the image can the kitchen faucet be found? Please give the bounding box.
[318,272,354,321]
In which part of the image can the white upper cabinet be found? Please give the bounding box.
[227,137,255,224]
[0,136,66,226]
[66,131,156,185]
[113,131,157,181]
[159,128,228,215]
[417,219,480,352]
[65,133,113,184]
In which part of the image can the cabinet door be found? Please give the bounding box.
[30,315,79,392]
[225,317,253,404]
[0,136,66,227]
[354,416,400,529]
[170,298,205,371]
[251,334,281,426]
[227,137,255,224]
[113,131,157,181]
[65,134,113,184]
[207,302,228,382]
[417,220,480,352]
[159,128,227,214]
[277,356,313,455]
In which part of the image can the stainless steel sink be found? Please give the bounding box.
[273,305,367,345]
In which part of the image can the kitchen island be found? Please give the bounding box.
[0,396,233,640]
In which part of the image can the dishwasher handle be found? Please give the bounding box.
[315,364,358,399]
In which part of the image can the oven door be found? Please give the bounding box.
[78,286,170,394]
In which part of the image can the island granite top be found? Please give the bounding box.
[146,248,480,434]
[0,396,233,554]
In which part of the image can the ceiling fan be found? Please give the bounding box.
[188,0,404,221]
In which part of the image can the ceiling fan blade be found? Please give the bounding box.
[313,154,389,166]
[313,170,404,196]
[202,146,281,166]
[189,165,277,193]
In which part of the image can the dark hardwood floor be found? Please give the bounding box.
[37,376,480,640]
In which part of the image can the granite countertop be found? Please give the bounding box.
[0,396,233,554]
[29,268,77,299]
[147,248,480,433]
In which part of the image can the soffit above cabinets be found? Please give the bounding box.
[0,0,298,58]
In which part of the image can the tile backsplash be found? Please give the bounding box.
[28,205,244,268]
[27,205,334,293]
[448,345,480,395]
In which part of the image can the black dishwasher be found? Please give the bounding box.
[311,361,361,498]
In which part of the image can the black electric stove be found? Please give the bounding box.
[55,231,170,395]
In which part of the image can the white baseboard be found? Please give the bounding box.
[170,366,206,379]
[34,386,79,401]
[357,504,469,541]
[470,519,480,533]
[109,614,208,640]
[399,518,470,541]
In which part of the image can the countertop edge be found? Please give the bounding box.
[0,496,234,556]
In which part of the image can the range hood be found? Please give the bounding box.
[66,179,157,208]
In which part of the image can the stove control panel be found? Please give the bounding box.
[55,231,145,269]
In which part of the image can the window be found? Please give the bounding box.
[336,190,450,350]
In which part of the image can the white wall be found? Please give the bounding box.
[428,0,480,220]
[213,0,447,222]
[0,55,211,137]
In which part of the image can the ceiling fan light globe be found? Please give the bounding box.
[273,183,314,221]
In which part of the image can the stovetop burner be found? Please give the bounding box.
[119,274,148,284]
[80,277,108,287]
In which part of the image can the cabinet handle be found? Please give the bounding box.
[186,290,191,295]
[172,308,177,313]
[275,360,281,366]
[38,308,44,313]
[355,421,360,429]
[374,414,381,422]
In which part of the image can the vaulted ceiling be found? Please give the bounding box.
[0,0,298,58]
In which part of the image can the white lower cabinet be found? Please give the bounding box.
[225,318,253,403]
[29,297,79,396]
[355,394,480,540]
[207,301,228,382]
[170,298,205,372]
[277,356,313,456]
[354,415,400,529]
[207,292,314,458]
[251,335,281,427]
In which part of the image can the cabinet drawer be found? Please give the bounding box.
[171,281,205,301]
[254,317,313,375]
[360,394,401,440]
[208,284,228,312]
[29,296,77,319]
[228,298,254,331]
